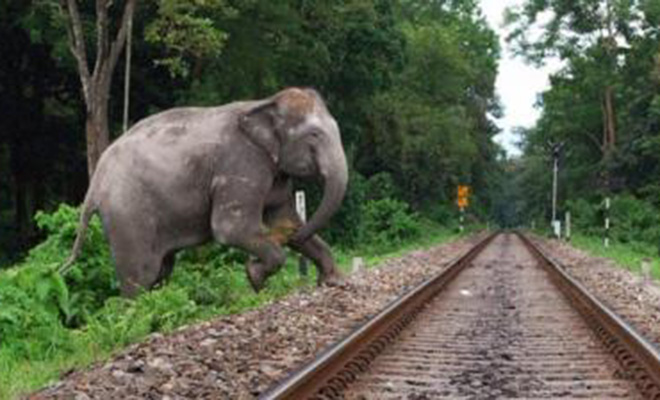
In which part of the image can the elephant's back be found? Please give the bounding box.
[92,102,255,208]
[124,100,257,139]
[104,100,259,166]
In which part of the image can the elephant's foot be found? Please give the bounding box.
[318,270,346,288]
[246,261,268,292]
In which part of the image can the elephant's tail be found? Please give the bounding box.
[58,188,98,276]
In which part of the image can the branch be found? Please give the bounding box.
[63,0,92,104]
[583,131,604,154]
[93,0,111,78]
[108,0,137,74]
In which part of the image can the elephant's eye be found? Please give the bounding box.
[309,130,322,139]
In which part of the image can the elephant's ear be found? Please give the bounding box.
[239,102,282,164]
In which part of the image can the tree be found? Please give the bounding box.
[506,1,660,226]
[59,0,136,177]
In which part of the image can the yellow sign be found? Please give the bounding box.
[457,185,470,209]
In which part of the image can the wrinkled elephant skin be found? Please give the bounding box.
[63,88,348,297]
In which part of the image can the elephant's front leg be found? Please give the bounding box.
[264,204,344,287]
[211,207,286,292]
[288,235,345,287]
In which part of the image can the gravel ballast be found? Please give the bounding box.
[32,234,483,399]
[533,236,660,349]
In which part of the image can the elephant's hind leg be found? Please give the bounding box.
[156,250,178,283]
[114,250,176,297]
[105,215,166,297]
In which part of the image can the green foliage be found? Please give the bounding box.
[360,198,422,247]
[609,195,660,245]
[507,0,660,237]
[571,233,660,279]
[145,0,234,78]
[562,195,660,249]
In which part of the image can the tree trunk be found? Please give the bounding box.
[604,86,616,151]
[85,97,110,177]
[62,0,136,178]
[9,140,32,243]
[601,86,617,158]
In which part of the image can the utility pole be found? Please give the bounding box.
[548,141,565,237]
[552,153,558,223]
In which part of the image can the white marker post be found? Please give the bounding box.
[295,191,308,276]
[604,197,610,248]
[552,220,562,239]
[565,211,571,241]
[641,258,652,286]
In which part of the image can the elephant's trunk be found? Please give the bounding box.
[293,145,348,243]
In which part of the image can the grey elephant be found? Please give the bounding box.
[61,88,348,297]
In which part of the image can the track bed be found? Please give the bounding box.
[265,233,660,399]
[345,234,640,399]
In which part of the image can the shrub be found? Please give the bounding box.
[610,194,660,245]
[364,172,399,201]
[566,198,600,236]
[566,195,660,247]
[34,205,119,320]
[359,198,421,247]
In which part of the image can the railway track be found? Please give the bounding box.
[261,232,660,399]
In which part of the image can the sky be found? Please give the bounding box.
[480,0,561,157]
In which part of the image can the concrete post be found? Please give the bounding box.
[295,191,308,276]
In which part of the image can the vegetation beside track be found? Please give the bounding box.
[528,193,660,280]
[567,234,660,280]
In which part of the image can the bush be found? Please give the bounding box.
[359,198,422,247]
[0,204,118,361]
[610,194,660,245]
[33,205,119,321]
[566,195,660,247]
[0,204,244,365]
[566,198,600,236]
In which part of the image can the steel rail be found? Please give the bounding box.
[261,232,660,399]
[518,232,660,399]
[259,232,497,400]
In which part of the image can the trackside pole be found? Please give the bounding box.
[552,155,558,224]
[460,207,464,233]
[295,191,309,276]
[604,197,610,248]
[565,211,571,241]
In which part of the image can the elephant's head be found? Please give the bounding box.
[239,88,348,243]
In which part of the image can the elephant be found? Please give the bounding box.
[60,88,348,297]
